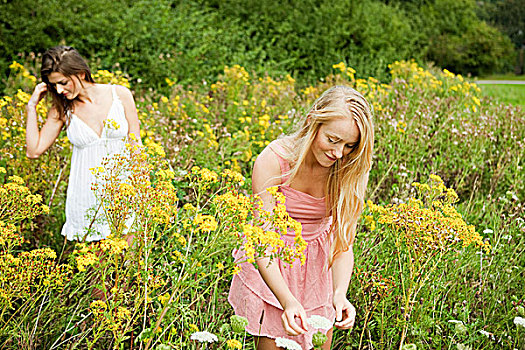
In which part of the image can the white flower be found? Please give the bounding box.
[514,316,525,328]
[401,344,417,350]
[448,320,462,324]
[190,331,218,343]
[483,228,493,234]
[478,330,495,340]
[275,337,302,350]
[307,315,333,330]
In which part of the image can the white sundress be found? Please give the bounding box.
[61,85,129,242]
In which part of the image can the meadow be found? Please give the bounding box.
[0,60,524,349]
[479,84,525,107]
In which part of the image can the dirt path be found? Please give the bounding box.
[475,80,525,85]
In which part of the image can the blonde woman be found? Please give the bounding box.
[26,46,140,242]
[229,86,374,349]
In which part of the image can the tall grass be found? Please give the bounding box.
[0,60,523,349]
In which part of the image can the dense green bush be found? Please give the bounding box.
[428,21,515,76]
[0,0,516,92]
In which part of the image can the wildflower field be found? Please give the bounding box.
[0,60,524,349]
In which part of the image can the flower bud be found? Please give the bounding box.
[517,305,525,316]
[312,331,327,348]
[230,315,249,334]
[454,322,468,335]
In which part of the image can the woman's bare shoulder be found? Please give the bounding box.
[252,143,283,192]
[254,144,280,171]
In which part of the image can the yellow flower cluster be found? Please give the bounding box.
[191,166,219,183]
[73,244,100,272]
[223,65,250,84]
[158,292,171,306]
[91,138,179,231]
[90,300,107,317]
[9,61,37,84]
[227,339,242,349]
[99,235,129,256]
[368,175,491,254]
[0,220,23,250]
[119,182,135,197]
[354,266,395,301]
[242,224,285,263]
[221,169,245,186]
[193,214,218,233]
[156,168,175,180]
[0,248,71,307]
[389,60,443,93]
[183,203,197,213]
[389,60,482,113]
[150,180,179,224]
[252,187,308,265]
[213,191,252,222]
[90,300,131,332]
[76,251,99,272]
[362,215,376,232]
[105,118,121,130]
[92,69,131,88]
[332,61,356,80]
[0,176,49,222]
[144,138,167,158]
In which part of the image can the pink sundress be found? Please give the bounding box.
[228,140,336,349]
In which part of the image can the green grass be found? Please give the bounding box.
[479,84,525,106]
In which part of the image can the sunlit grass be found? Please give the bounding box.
[479,84,525,106]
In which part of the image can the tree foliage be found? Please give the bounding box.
[0,0,517,91]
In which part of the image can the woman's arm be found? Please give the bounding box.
[26,82,64,158]
[331,246,357,329]
[115,85,141,141]
[251,144,308,336]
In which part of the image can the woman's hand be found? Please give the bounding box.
[333,292,356,330]
[27,82,48,108]
[281,297,308,336]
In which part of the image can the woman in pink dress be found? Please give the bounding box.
[229,86,374,349]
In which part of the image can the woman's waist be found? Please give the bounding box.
[280,224,331,243]
[70,137,126,149]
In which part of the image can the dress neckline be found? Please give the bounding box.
[281,184,326,201]
[71,86,117,139]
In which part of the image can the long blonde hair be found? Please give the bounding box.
[280,86,374,263]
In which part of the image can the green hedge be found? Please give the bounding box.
[0,0,516,92]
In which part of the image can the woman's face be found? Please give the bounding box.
[47,72,83,100]
[310,117,360,168]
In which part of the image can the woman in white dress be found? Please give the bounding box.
[26,46,141,242]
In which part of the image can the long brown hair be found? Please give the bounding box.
[280,86,374,264]
[41,46,94,124]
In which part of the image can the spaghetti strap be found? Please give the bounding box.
[111,85,120,101]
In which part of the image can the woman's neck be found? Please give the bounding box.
[76,82,96,103]
[302,149,330,177]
